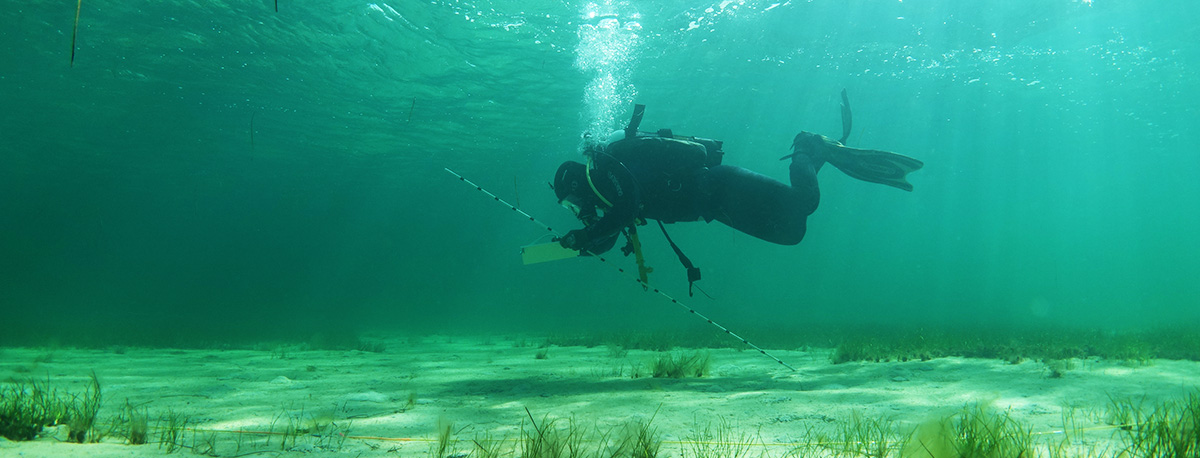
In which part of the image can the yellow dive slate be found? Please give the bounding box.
[521,242,579,265]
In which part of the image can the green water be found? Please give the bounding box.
[2,0,1197,344]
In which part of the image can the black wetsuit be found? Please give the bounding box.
[577,135,821,254]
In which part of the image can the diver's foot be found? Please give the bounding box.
[780,131,836,164]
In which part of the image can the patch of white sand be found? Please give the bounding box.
[1,335,1195,458]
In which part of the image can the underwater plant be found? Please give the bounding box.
[831,338,891,364]
[607,344,630,359]
[901,404,1032,458]
[547,331,685,352]
[649,351,711,378]
[406,391,418,411]
[519,410,574,458]
[819,324,1200,365]
[0,381,47,440]
[357,339,388,353]
[513,407,664,458]
[157,409,190,453]
[316,417,353,451]
[1112,390,1200,458]
[431,418,458,458]
[836,411,896,458]
[0,373,101,442]
[193,429,221,456]
[685,416,757,458]
[1043,358,1076,379]
[471,432,506,458]
[66,372,102,443]
[124,400,150,445]
[1106,394,1146,430]
[626,416,661,458]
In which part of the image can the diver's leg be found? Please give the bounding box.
[702,165,812,245]
[788,148,822,216]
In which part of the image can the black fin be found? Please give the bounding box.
[839,89,852,144]
[625,104,645,139]
[825,146,924,192]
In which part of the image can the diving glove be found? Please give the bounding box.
[558,229,590,251]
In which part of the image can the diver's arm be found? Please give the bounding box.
[578,230,619,255]
[559,205,629,255]
[566,165,640,255]
[577,202,634,254]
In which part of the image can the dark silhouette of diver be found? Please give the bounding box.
[552,91,923,292]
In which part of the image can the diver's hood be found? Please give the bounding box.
[553,161,588,202]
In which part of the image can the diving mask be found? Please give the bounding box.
[560,194,598,223]
[561,195,584,217]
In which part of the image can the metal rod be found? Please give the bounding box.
[445,168,796,372]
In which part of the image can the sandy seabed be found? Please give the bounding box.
[1,334,1197,458]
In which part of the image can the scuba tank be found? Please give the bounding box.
[592,104,725,168]
[593,104,716,297]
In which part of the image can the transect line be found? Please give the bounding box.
[445,168,796,372]
[444,168,554,233]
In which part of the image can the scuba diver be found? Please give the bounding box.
[552,91,923,292]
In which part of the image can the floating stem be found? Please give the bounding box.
[70,0,82,67]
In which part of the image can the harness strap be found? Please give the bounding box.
[657,220,702,297]
[584,157,615,208]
